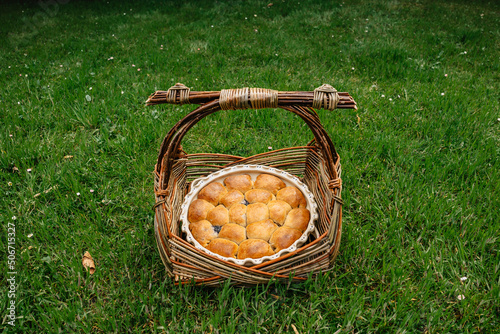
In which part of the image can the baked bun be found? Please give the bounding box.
[237,239,275,259]
[228,204,247,226]
[254,174,286,195]
[246,203,270,224]
[219,223,246,245]
[276,186,307,208]
[283,208,310,232]
[245,189,274,204]
[246,219,278,242]
[206,238,238,258]
[207,205,229,226]
[220,190,245,208]
[224,174,253,193]
[267,200,292,226]
[269,227,303,252]
[189,220,218,247]
[188,199,215,223]
[198,182,228,206]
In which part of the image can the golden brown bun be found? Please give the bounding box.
[207,205,229,226]
[276,186,307,208]
[245,189,274,204]
[269,227,303,252]
[254,174,286,195]
[198,182,228,206]
[224,174,253,193]
[219,223,247,245]
[206,238,238,258]
[228,204,247,226]
[237,239,275,259]
[188,199,215,223]
[283,208,310,232]
[267,200,292,226]
[189,220,218,247]
[246,203,270,224]
[246,219,278,242]
[220,190,245,208]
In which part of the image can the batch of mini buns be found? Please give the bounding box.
[187,173,311,260]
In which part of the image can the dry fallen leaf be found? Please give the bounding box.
[82,251,96,274]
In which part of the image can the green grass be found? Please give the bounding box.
[1,0,499,332]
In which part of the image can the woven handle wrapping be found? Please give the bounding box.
[148,84,356,190]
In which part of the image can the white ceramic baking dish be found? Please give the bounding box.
[180,164,319,266]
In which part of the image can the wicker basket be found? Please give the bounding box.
[147,84,357,286]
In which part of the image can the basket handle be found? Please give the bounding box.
[149,84,357,190]
[147,83,357,110]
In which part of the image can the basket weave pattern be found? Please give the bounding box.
[148,85,356,286]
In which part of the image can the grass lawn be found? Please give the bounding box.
[1,0,499,332]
